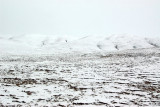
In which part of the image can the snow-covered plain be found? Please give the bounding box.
[0,34,160,106]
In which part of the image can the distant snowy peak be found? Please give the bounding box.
[0,34,160,54]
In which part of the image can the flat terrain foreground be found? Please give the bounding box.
[0,48,160,106]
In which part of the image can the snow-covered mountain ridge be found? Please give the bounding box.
[0,34,160,55]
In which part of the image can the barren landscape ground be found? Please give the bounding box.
[0,48,160,106]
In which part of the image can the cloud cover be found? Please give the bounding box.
[0,0,160,36]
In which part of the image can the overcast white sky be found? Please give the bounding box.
[0,0,160,36]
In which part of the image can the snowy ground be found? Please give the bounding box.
[0,48,160,106]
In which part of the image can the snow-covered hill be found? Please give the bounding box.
[0,34,160,55]
[0,35,160,106]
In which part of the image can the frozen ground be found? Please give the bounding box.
[0,48,160,106]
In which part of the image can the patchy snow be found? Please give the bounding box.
[0,34,160,106]
[0,48,160,106]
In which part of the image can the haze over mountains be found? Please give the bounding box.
[0,34,160,55]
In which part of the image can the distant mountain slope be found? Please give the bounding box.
[0,34,159,55]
